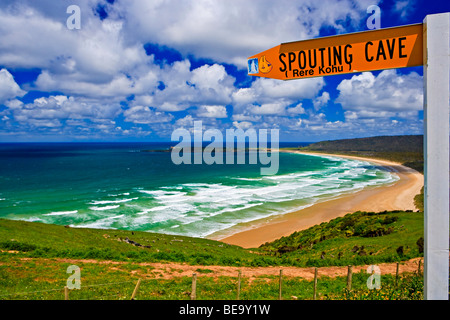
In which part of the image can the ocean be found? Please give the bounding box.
[0,142,398,238]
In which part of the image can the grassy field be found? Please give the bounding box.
[0,253,423,300]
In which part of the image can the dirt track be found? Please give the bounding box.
[43,256,423,281]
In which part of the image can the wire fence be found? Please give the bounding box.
[0,260,424,300]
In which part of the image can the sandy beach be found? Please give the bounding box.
[213,151,424,248]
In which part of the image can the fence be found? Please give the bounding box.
[1,261,423,300]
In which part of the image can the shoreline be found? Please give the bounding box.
[210,151,424,248]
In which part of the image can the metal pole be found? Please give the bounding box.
[423,12,450,300]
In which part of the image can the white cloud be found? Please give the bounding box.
[175,115,195,128]
[0,69,26,104]
[0,2,156,102]
[247,78,325,101]
[123,106,174,124]
[118,0,380,67]
[394,0,415,20]
[152,61,235,111]
[287,103,306,114]
[5,95,122,130]
[232,113,261,122]
[336,70,423,119]
[196,105,228,118]
[0,2,148,76]
[233,121,253,130]
[232,77,325,119]
[313,92,330,111]
[249,102,290,115]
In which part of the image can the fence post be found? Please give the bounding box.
[64,286,69,300]
[395,262,400,287]
[191,273,197,300]
[313,267,318,300]
[130,279,142,300]
[279,269,283,300]
[346,265,353,291]
[237,270,241,300]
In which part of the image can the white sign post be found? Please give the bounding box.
[423,12,450,300]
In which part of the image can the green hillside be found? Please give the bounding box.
[305,135,423,153]
[259,210,423,267]
[295,135,424,172]
[0,218,266,267]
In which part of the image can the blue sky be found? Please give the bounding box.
[0,0,448,142]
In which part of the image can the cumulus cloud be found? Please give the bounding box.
[151,61,235,111]
[232,77,325,118]
[249,102,290,115]
[123,106,174,124]
[0,2,157,103]
[4,95,122,132]
[233,121,253,130]
[287,103,306,115]
[313,92,330,111]
[336,70,423,119]
[0,69,26,104]
[118,0,379,67]
[245,78,325,102]
[0,3,147,78]
[196,105,228,118]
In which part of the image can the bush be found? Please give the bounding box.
[0,240,37,252]
[416,237,424,254]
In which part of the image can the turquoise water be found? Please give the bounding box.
[0,143,398,238]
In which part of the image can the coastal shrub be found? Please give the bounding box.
[277,245,296,254]
[416,237,424,253]
[249,257,274,267]
[218,256,244,266]
[29,247,53,257]
[0,240,37,252]
[152,251,175,261]
[191,253,215,265]
[358,225,394,237]
[81,247,121,260]
[125,251,141,259]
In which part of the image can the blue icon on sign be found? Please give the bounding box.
[248,58,259,74]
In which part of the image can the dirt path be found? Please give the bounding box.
[26,257,424,281]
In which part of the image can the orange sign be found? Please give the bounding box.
[248,24,423,80]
